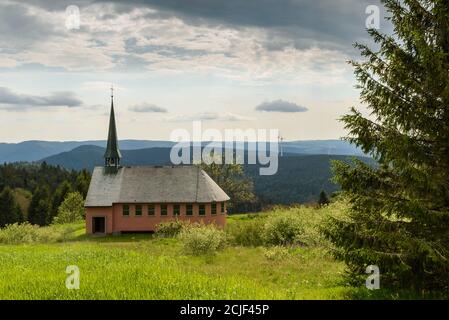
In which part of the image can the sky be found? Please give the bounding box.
[0,0,387,143]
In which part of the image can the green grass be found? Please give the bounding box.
[0,239,350,299]
[0,204,434,300]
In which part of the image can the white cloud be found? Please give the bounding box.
[0,86,82,110]
[0,56,18,68]
[256,100,308,113]
[165,112,252,122]
[0,2,353,85]
[130,103,167,113]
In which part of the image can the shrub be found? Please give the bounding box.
[226,218,265,247]
[0,222,57,244]
[53,192,84,224]
[0,222,80,244]
[291,206,329,247]
[263,246,291,261]
[155,219,188,237]
[262,212,304,246]
[0,223,40,244]
[179,224,226,255]
[226,207,330,248]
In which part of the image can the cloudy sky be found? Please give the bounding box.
[0,0,386,142]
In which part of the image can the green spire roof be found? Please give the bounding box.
[104,91,122,160]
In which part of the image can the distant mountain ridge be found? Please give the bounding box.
[40,145,174,171]
[0,139,366,163]
[0,140,175,163]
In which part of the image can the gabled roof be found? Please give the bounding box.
[85,165,230,207]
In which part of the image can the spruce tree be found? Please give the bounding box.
[0,187,20,227]
[15,203,24,223]
[75,170,90,198]
[318,190,330,207]
[28,186,51,226]
[324,0,449,290]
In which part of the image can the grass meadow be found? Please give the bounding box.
[0,204,433,300]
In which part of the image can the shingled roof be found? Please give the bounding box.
[85,165,230,207]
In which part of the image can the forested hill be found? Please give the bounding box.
[39,145,375,205]
[0,139,365,163]
[40,145,173,171]
[245,155,375,204]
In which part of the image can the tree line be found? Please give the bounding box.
[199,154,332,213]
[0,162,91,227]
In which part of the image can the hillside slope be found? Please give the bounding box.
[40,146,374,204]
[245,155,375,204]
[0,140,175,163]
[40,145,173,170]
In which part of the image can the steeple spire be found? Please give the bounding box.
[104,85,121,168]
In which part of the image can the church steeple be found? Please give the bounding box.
[104,85,121,168]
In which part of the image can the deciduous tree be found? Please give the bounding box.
[53,192,85,224]
[199,153,256,212]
